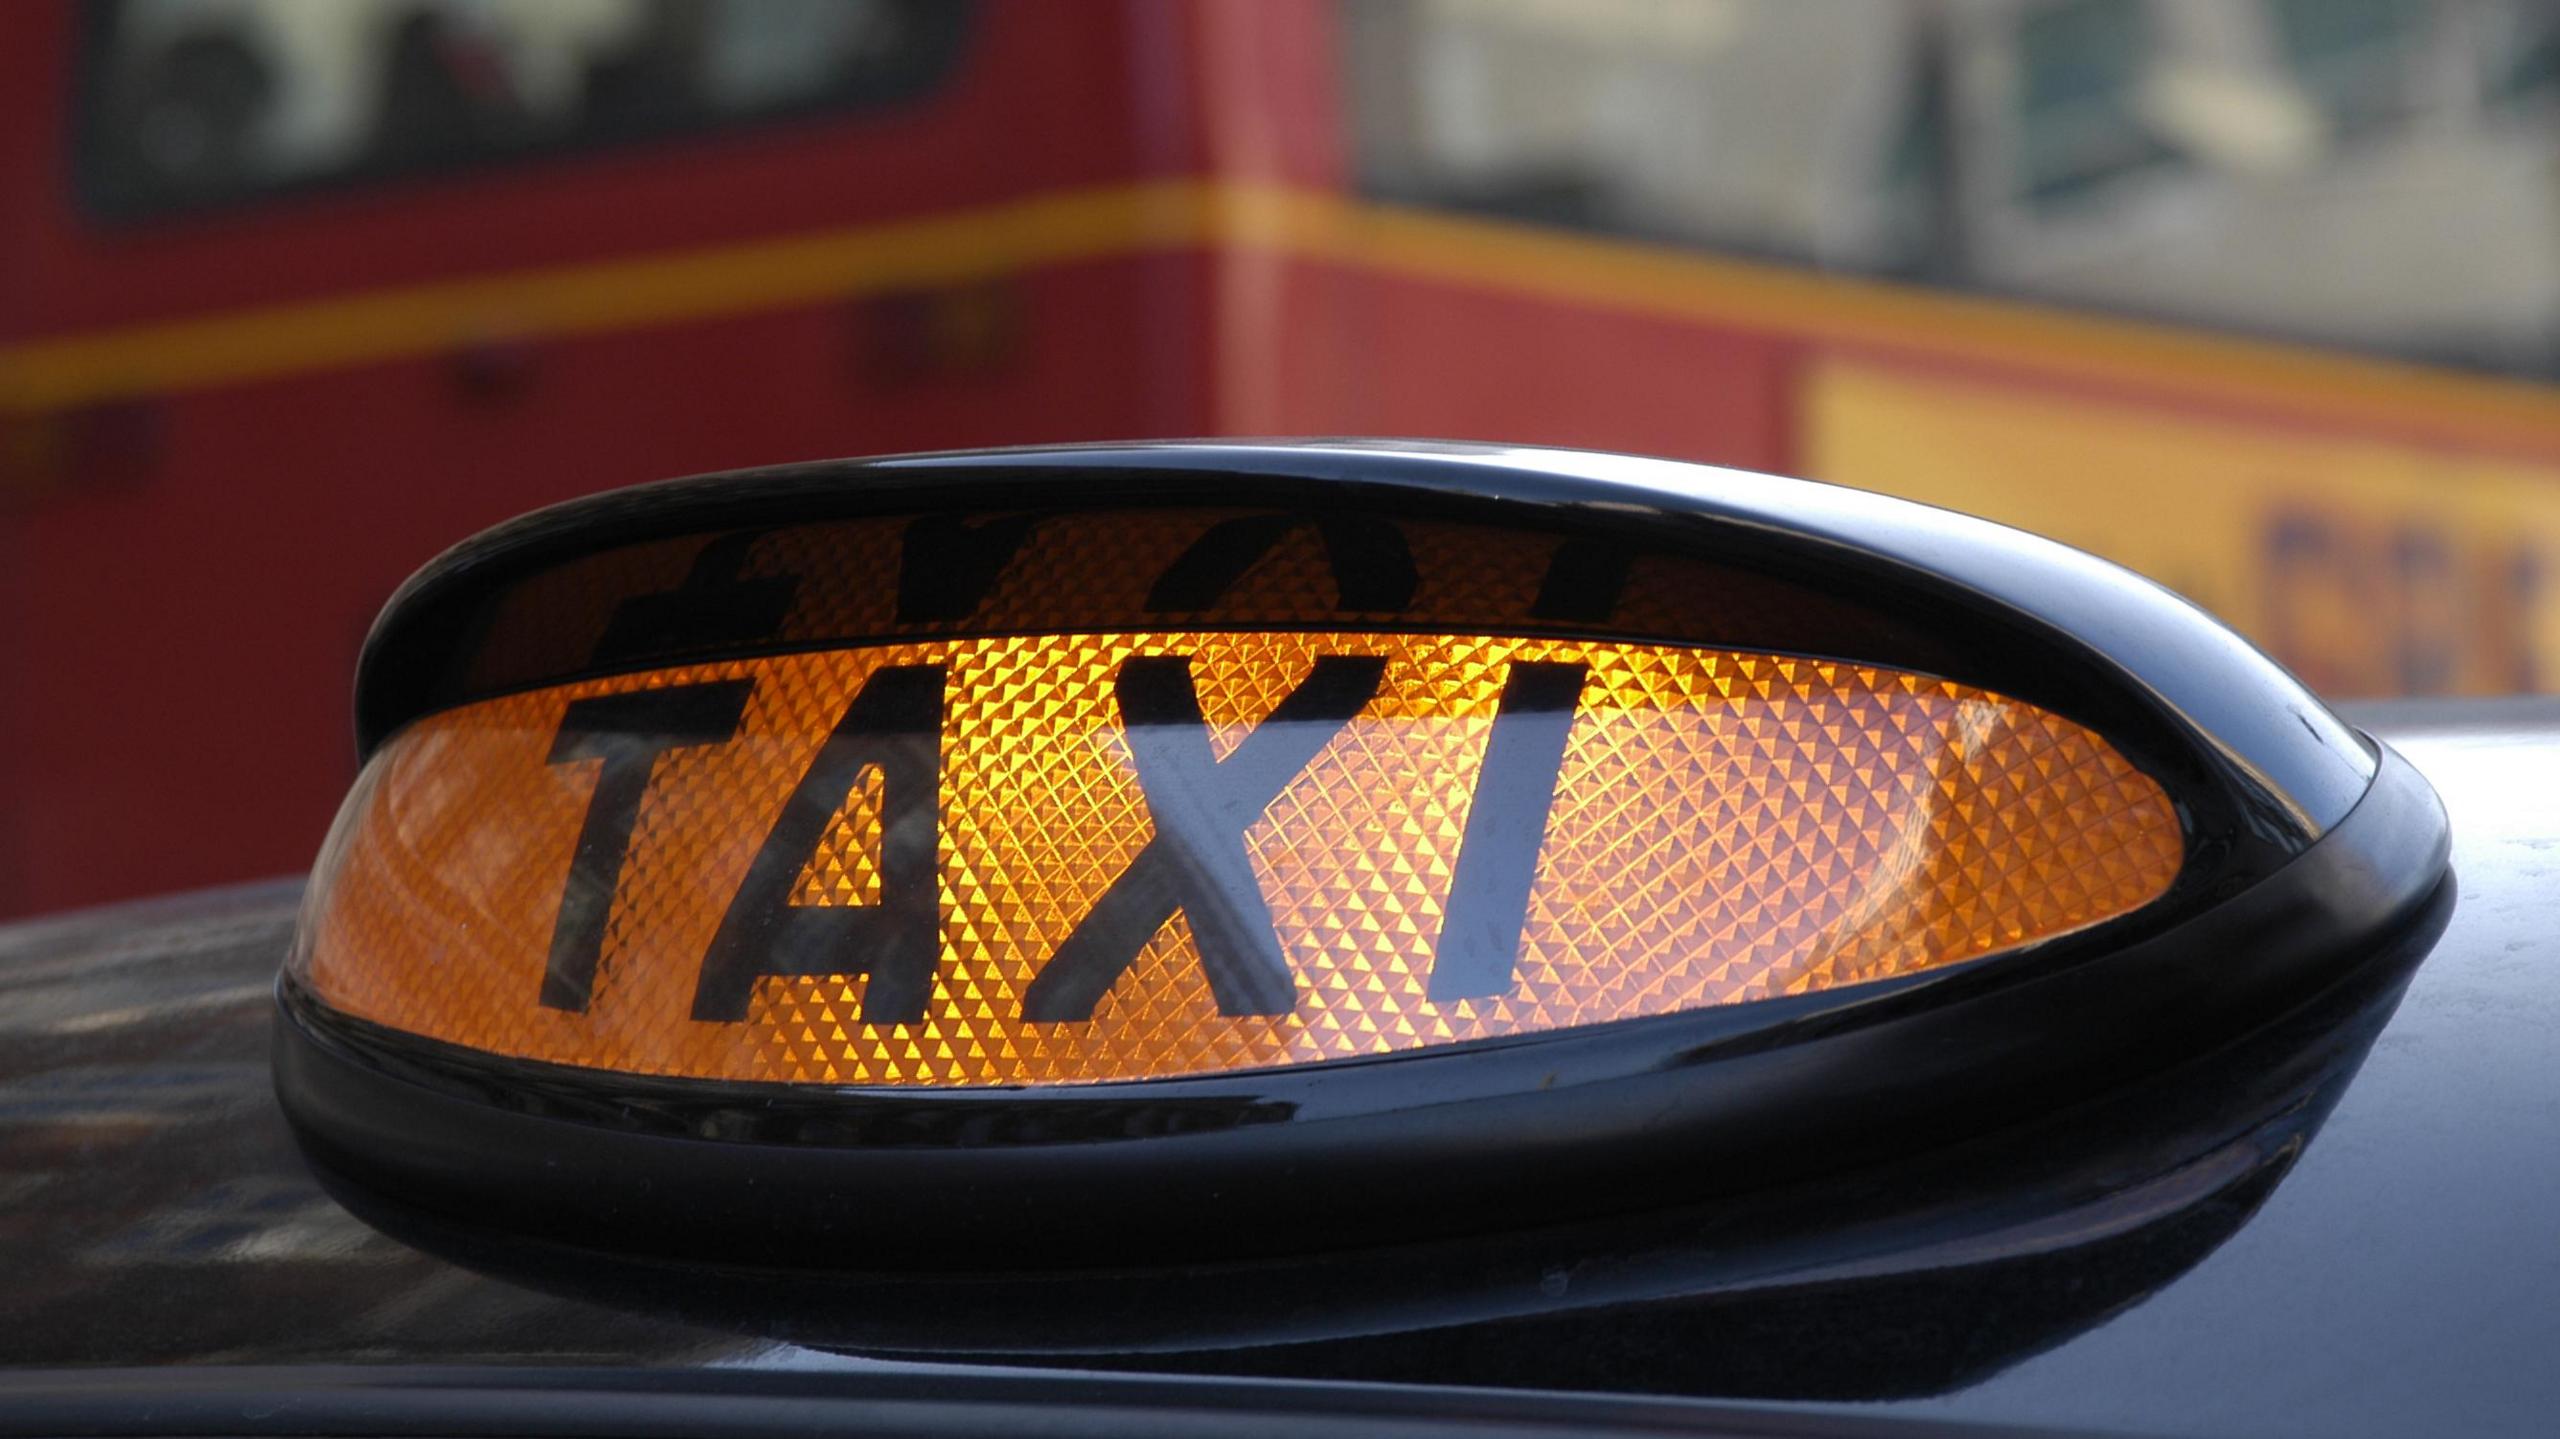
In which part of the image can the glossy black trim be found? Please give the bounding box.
[273,747,2447,1268]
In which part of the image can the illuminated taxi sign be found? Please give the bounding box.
[273,444,2454,1273]
[295,630,2180,1086]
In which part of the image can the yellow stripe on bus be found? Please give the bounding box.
[0,182,1219,414]
[2,179,2554,457]
[1284,193,2560,455]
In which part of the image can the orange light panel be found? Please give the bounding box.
[293,632,2182,1085]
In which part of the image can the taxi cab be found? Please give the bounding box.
[1,442,2543,1438]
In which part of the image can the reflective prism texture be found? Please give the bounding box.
[293,631,2182,1086]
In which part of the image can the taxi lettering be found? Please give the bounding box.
[537,512,1613,1023]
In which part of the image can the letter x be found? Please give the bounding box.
[1021,654,1387,1021]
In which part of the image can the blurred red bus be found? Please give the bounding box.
[2,0,2556,916]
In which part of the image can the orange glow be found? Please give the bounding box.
[293,631,2182,1086]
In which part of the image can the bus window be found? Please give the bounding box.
[2270,0,2431,139]
[1338,0,2560,379]
[1338,0,1926,272]
[73,0,975,219]
[2483,0,2560,109]
[2009,0,2177,207]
